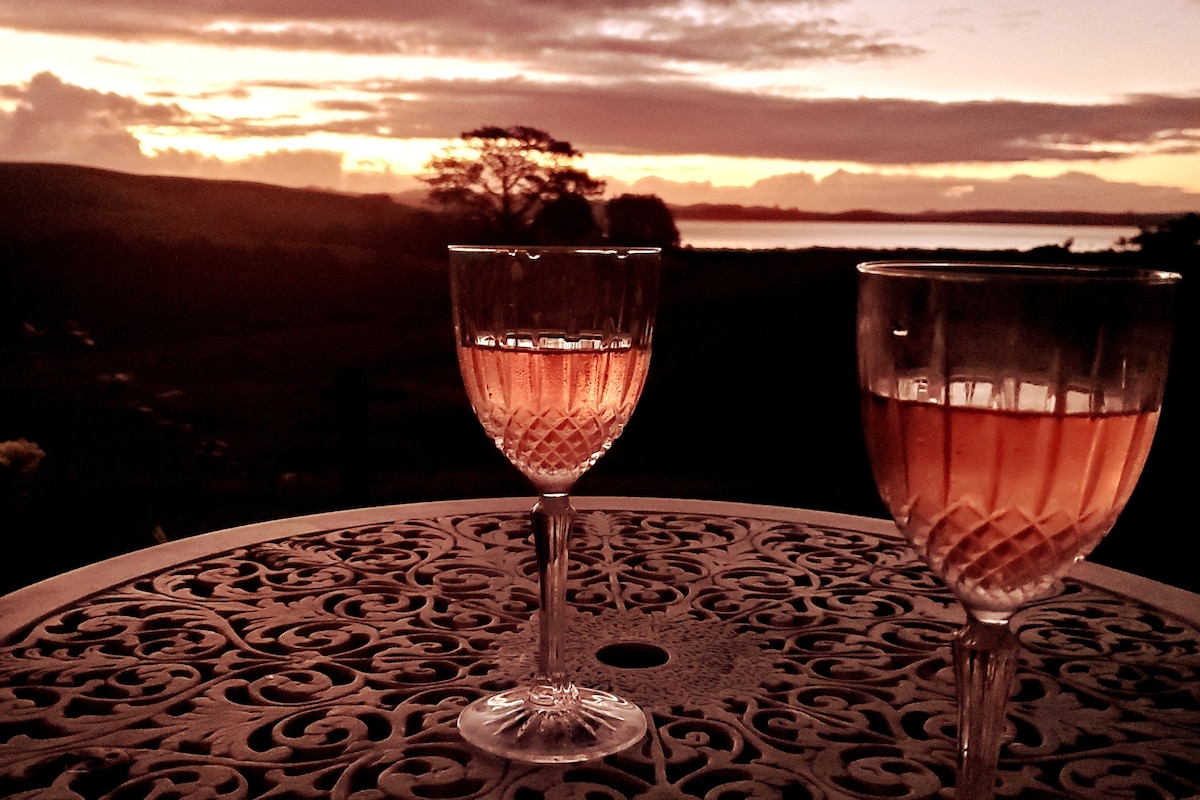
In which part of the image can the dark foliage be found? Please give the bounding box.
[607,194,681,248]
[1125,212,1200,273]
[529,193,603,245]
[0,163,1194,598]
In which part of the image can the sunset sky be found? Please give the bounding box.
[1,0,1199,213]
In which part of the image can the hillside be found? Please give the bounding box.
[0,162,436,247]
[1,163,1194,597]
[0,163,459,347]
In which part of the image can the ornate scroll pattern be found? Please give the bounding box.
[0,508,1197,799]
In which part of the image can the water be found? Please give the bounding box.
[676,219,1140,252]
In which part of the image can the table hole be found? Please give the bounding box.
[595,642,670,669]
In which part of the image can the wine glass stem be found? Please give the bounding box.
[532,492,573,693]
[953,616,1021,800]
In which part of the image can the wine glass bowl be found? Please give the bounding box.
[448,245,660,763]
[856,261,1180,797]
[456,329,651,495]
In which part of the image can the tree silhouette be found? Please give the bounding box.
[607,194,680,248]
[1127,212,1200,272]
[422,126,605,242]
[529,193,603,245]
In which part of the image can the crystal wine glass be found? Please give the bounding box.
[448,244,660,763]
[856,261,1180,799]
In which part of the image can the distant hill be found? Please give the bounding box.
[4,162,1178,242]
[0,162,457,347]
[0,162,444,253]
[670,202,1178,228]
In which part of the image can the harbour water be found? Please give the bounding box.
[676,219,1140,252]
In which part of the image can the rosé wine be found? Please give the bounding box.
[458,335,650,493]
[862,390,1159,615]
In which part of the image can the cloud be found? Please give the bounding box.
[4,2,1194,169]
[234,76,1200,166]
[0,72,345,189]
[0,71,184,171]
[617,169,1200,214]
[3,72,1198,213]
[6,69,1199,171]
[0,0,916,73]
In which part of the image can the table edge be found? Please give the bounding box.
[3,497,1196,635]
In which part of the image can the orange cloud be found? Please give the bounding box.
[3,72,1198,213]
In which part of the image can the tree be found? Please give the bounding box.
[529,193,602,245]
[606,194,680,248]
[1127,212,1200,271]
[422,125,605,242]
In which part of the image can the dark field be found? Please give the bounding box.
[2,164,1195,596]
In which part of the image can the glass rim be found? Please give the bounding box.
[448,244,662,256]
[856,260,1181,284]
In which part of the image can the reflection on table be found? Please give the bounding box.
[1,497,1198,799]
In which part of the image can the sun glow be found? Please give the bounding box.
[3,2,1199,211]
[582,153,848,188]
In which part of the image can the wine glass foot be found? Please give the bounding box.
[457,685,647,763]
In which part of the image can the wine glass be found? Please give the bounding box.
[856,261,1180,799]
[448,244,660,763]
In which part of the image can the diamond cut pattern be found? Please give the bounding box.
[922,500,1108,613]
[865,395,1156,618]
[458,340,649,494]
[500,408,624,489]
